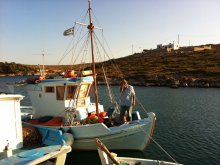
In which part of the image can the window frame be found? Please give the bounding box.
[45,86,55,93]
[56,86,65,100]
[78,84,90,99]
[66,85,78,100]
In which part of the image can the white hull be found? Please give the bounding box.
[96,138,183,165]
[23,112,155,151]
[112,157,182,165]
[70,113,155,151]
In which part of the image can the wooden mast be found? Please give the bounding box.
[87,0,99,114]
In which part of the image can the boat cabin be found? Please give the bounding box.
[26,75,104,120]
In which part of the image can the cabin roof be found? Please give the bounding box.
[40,76,94,84]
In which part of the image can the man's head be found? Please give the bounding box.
[120,79,128,91]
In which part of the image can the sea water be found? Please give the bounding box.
[0,76,220,165]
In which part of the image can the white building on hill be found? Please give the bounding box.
[157,43,179,51]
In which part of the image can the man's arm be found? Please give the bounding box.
[131,86,136,106]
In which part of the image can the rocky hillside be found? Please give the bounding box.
[1,44,220,87]
[93,44,220,87]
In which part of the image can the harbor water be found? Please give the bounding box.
[0,76,220,165]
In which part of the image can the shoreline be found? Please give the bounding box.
[1,74,220,88]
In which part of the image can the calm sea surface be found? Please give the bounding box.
[1,76,220,165]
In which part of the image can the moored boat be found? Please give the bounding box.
[24,76,156,150]
[96,138,183,165]
[0,93,72,165]
[23,0,156,151]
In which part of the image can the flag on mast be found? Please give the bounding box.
[63,27,74,36]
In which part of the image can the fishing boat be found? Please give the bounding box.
[23,0,156,151]
[0,93,72,165]
[96,138,182,165]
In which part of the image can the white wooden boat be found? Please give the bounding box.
[96,138,183,165]
[23,0,156,151]
[24,77,156,150]
[0,93,71,165]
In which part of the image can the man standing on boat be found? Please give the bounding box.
[119,79,136,123]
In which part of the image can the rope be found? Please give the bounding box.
[57,8,88,66]
[101,65,120,113]
[135,97,149,118]
[151,137,179,164]
[135,114,180,164]
[63,109,77,126]
[93,32,124,79]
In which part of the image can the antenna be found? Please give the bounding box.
[132,44,134,54]
[178,34,180,45]
[41,50,45,76]
[33,50,50,76]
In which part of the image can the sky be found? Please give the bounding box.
[1,0,220,65]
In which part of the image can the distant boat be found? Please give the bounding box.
[23,0,156,151]
[170,80,179,88]
[170,84,179,88]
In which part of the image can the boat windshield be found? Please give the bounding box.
[78,84,90,98]
[66,85,77,100]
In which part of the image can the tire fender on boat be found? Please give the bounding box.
[63,133,74,146]
[35,75,45,84]
[35,80,40,84]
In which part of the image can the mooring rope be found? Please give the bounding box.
[135,97,149,118]
[131,95,179,163]
[151,137,179,164]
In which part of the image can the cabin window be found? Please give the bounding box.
[66,85,77,99]
[56,86,65,100]
[45,86,54,93]
[78,84,90,98]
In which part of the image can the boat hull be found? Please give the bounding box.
[72,112,155,151]
[116,157,182,165]
[24,112,156,151]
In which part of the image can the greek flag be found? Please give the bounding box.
[63,27,74,36]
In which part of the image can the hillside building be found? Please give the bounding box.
[157,43,179,52]
[194,45,212,51]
